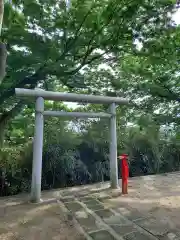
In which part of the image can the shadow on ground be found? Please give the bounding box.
[0,200,85,240]
[1,172,180,240]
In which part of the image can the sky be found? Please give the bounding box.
[64,8,180,110]
[172,8,180,24]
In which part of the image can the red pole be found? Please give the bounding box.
[119,154,129,194]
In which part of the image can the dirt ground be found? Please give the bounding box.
[0,200,85,240]
[120,173,180,230]
[1,172,180,240]
[101,172,180,237]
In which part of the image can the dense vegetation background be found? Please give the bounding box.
[0,0,179,196]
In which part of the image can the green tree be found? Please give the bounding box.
[0,0,176,134]
[0,0,180,196]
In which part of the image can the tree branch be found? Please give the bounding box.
[0,0,133,111]
[153,79,180,103]
[0,0,123,106]
[160,83,180,102]
[62,50,109,77]
[0,0,4,35]
[65,3,96,51]
[0,70,46,106]
[155,90,180,103]
[0,100,25,144]
[0,3,96,104]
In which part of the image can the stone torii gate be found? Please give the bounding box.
[15,88,129,203]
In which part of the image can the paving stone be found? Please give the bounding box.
[110,201,131,208]
[0,227,8,234]
[160,232,180,240]
[83,199,100,205]
[103,215,129,225]
[64,201,83,212]
[116,207,147,221]
[111,224,137,236]
[61,191,73,197]
[135,217,171,236]
[79,196,95,202]
[97,195,111,201]
[86,203,104,211]
[60,197,75,203]
[76,212,102,232]
[93,192,111,200]
[128,211,147,221]
[76,190,91,197]
[95,209,115,219]
[90,230,116,240]
[124,231,155,240]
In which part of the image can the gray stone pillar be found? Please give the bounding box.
[109,103,119,189]
[31,97,44,202]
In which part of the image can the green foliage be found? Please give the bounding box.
[0,0,180,196]
[0,0,177,125]
[0,103,179,196]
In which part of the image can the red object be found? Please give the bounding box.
[120,154,129,194]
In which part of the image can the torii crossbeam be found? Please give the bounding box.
[15,88,129,203]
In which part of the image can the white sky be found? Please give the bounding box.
[172,8,180,24]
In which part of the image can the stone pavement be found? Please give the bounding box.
[54,178,180,240]
[59,190,158,240]
[2,173,180,240]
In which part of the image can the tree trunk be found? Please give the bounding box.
[0,101,25,146]
[0,0,6,83]
[0,0,4,35]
